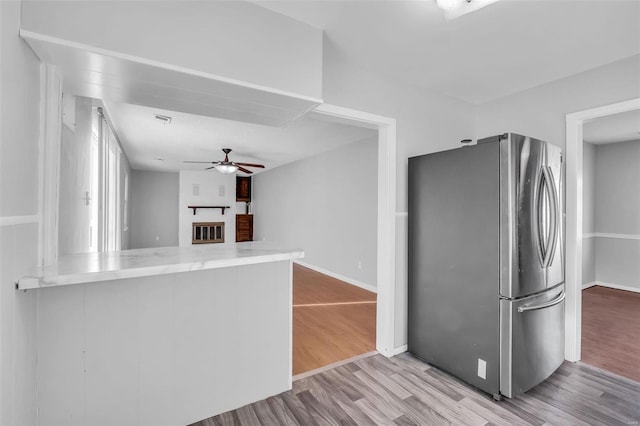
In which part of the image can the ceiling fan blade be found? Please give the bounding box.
[235,162,265,168]
[183,161,215,164]
[236,166,254,174]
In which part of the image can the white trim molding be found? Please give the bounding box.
[294,260,377,294]
[395,212,408,217]
[0,215,39,227]
[38,63,62,268]
[392,345,408,356]
[586,232,640,240]
[565,97,640,362]
[292,351,377,382]
[312,103,397,358]
[583,281,640,294]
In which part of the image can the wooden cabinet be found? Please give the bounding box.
[236,176,252,202]
[236,214,253,242]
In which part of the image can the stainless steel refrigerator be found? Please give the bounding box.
[408,133,565,399]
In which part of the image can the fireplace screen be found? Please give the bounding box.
[192,222,224,244]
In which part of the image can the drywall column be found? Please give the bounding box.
[0,2,41,424]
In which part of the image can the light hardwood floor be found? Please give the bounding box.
[293,264,377,376]
[582,285,640,382]
[191,352,640,425]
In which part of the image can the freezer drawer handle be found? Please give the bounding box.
[518,290,565,312]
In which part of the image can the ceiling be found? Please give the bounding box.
[53,1,639,170]
[583,109,640,145]
[105,101,377,173]
[256,0,640,104]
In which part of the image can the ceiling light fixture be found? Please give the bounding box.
[436,0,500,20]
[436,0,467,11]
[214,163,239,174]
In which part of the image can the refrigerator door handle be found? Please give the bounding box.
[542,166,559,268]
[533,169,546,267]
[534,166,559,268]
[517,290,565,312]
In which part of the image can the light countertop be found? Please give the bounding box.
[18,242,304,290]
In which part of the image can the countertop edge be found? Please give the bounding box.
[18,250,304,290]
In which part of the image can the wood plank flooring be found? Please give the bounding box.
[293,264,377,306]
[582,285,640,382]
[293,264,377,375]
[190,352,640,426]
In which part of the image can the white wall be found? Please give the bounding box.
[0,2,40,424]
[254,136,378,289]
[178,171,237,247]
[322,42,477,347]
[582,142,596,285]
[36,262,291,426]
[593,140,640,291]
[476,55,640,151]
[130,170,179,249]
[20,1,323,99]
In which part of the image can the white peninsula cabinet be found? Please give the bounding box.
[18,242,303,426]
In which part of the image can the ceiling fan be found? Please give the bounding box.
[184,148,265,174]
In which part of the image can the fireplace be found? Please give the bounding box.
[192,222,224,244]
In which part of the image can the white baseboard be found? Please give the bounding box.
[294,260,377,294]
[582,232,640,240]
[582,281,597,290]
[392,345,408,356]
[583,281,640,294]
[292,351,377,381]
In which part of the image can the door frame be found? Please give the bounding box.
[312,103,397,356]
[564,97,640,362]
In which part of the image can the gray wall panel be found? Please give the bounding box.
[592,140,640,290]
[595,238,640,290]
[130,170,179,249]
[253,137,378,289]
[582,142,596,286]
[594,140,640,235]
[582,237,596,285]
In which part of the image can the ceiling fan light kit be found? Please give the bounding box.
[436,0,500,20]
[184,148,266,175]
[214,163,239,174]
[436,0,465,11]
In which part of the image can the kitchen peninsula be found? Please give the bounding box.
[18,242,303,426]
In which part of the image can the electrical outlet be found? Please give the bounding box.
[218,185,225,197]
[358,261,362,270]
[477,359,486,379]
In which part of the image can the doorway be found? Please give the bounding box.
[292,263,377,376]
[565,98,640,364]
[579,114,640,381]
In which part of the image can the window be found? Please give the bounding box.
[96,107,129,252]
